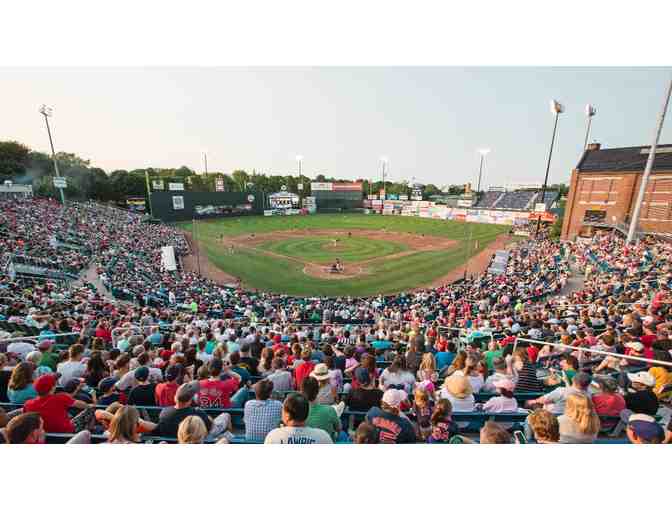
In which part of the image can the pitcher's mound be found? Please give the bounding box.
[303,264,367,280]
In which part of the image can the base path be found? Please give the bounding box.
[182,231,239,285]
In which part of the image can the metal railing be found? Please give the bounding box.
[511,336,672,369]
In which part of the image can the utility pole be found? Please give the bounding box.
[583,104,597,151]
[627,78,672,244]
[39,105,65,205]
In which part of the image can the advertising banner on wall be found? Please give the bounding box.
[311,182,333,191]
[168,182,185,191]
[215,178,225,192]
[172,196,184,210]
[152,179,164,190]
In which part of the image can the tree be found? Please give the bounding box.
[0,141,30,181]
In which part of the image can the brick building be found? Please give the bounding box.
[561,143,672,240]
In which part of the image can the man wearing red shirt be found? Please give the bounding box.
[155,364,183,407]
[23,374,90,433]
[198,359,241,408]
[294,348,316,390]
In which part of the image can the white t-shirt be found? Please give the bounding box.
[264,426,333,444]
[7,342,36,360]
[57,360,86,386]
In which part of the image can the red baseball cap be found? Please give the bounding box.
[34,373,58,395]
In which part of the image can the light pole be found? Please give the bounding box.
[380,157,388,198]
[38,105,65,205]
[203,152,208,176]
[583,104,597,151]
[535,99,564,236]
[476,148,490,194]
[627,78,672,244]
[296,155,303,208]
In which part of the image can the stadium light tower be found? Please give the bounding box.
[38,104,65,205]
[476,148,490,194]
[627,78,672,244]
[583,104,597,151]
[296,155,303,207]
[535,99,564,236]
[380,157,388,198]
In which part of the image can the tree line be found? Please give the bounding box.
[0,140,568,204]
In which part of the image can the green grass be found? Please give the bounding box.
[257,235,408,263]
[178,214,508,296]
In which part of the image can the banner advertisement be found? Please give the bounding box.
[195,203,252,216]
[168,182,185,191]
[311,182,333,191]
[215,178,225,192]
[332,182,363,192]
[126,197,147,213]
[172,196,184,210]
[152,179,164,190]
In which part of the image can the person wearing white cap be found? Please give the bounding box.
[365,388,416,443]
[624,372,659,416]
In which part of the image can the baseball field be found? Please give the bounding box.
[178,214,510,297]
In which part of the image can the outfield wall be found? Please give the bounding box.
[150,191,265,222]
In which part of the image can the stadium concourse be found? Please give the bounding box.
[1,196,671,445]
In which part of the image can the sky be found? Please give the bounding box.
[1,67,670,189]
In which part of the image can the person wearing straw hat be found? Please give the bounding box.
[438,374,475,412]
[310,363,337,405]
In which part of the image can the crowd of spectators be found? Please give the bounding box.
[0,196,671,445]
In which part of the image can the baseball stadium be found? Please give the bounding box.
[1,73,672,448]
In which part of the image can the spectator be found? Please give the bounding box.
[591,377,626,429]
[155,364,183,407]
[626,414,665,444]
[0,354,11,403]
[57,344,86,386]
[527,409,560,444]
[354,422,379,444]
[7,362,37,404]
[624,372,659,416]
[294,348,315,390]
[479,421,512,444]
[37,340,58,372]
[345,367,383,414]
[127,367,157,407]
[265,356,293,393]
[197,358,244,409]
[3,412,45,444]
[483,357,513,392]
[365,388,416,444]
[558,392,600,444]
[438,375,476,412]
[301,376,342,441]
[310,363,337,404]
[23,373,91,433]
[264,393,333,444]
[108,405,143,444]
[527,371,592,415]
[157,382,219,438]
[177,415,209,444]
[482,378,518,413]
[243,379,282,442]
[427,399,454,443]
[97,377,121,406]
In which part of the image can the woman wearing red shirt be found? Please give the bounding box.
[294,348,316,389]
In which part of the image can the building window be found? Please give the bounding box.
[583,210,606,222]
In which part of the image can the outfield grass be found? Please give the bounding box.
[178,214,508,296]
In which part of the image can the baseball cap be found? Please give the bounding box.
[33,373,58,395]
[37,339,53,350]
[135,366,150,382]
[381,388,407,409]
[354,367,371,385]
[628,414,665,442]
[626,342,645,352]
[493,378,515,392]
[627,371,656,387]
[63,378,84,394]
[98,377,119,393]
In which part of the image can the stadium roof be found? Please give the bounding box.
[576,144,672,172]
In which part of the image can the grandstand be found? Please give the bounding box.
[474,189,559,211]
[1,195,671,446]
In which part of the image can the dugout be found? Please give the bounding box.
[310,181,363,212]
[149,191,265,222]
